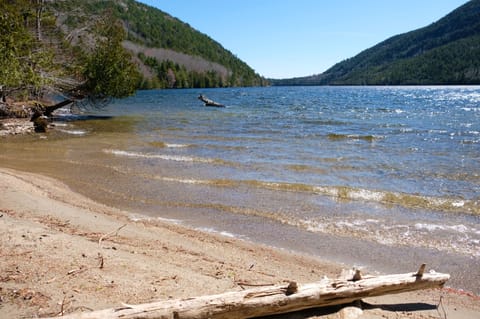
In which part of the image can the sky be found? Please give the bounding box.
[137,0,468,79]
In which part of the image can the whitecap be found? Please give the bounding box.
[414,223,473,234]
[452,201,465,207]
[165,143,188,148]
[58,129,87,135]
[195,227,238,239]
[414,223,444,231]
[160,177,207,185]
[448,224,468,233]
[104,149,214,163]
[156,217,182,224]
[302,220,326,233]
[129,214,182,225]
[52,122,69,127]
[349,189,384,202]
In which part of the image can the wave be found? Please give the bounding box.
[327,133,382,142]
[79,166,478,256]
[152,176,479,215]
[127,188,478,256]
[57,129,87,136]
[128,214,182,225]
[194,227,239,239]
[300,218,479,256]
[166,143,189,148]
[148,141,189,148]
[104,149,227,164]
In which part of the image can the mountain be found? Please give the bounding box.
[272,0,480,86]
[49,0,266,88]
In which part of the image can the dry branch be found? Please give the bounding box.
[98,224,127,247]
[41,265,449,319]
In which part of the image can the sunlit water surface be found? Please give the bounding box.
[1,86,479,293]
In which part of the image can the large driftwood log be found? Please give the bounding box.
[43,99,74,116]
[46,265,449,319]
[198,94,225,107]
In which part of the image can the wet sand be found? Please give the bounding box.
[1,167,479,318]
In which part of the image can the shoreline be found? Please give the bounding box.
[0,118,35,136]
[1,167,479,318]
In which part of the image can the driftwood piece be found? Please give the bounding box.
[43,265,449,319]
[43,99,74,116]
[198,94,225,107]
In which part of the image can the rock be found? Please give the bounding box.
[338,306,363,319]
[33,116,49,133]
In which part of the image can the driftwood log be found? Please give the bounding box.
[198,94,225,107]
[43,99,74,116]
[44,265,449,319]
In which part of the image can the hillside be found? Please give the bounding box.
[49,0,266,88]
[272,0,480,86]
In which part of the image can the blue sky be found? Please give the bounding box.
[137,0,468,79]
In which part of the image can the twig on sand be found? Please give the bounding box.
[97,252,104,269]
[98,224,127,247]
[57,294,70,317]
[437,295,448,319]
[67,266,88,276]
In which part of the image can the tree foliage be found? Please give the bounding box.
[138,55,228,89]
[82,16,140,101]
[0,1,140,110]
[0,0,53,100]
[48,0,266,88]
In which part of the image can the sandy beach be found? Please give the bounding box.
[1,167,479,318]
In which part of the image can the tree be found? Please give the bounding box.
[0,0,52,102]
[1,2,141,126]
[39,11,141,117]
[82,15,140,102]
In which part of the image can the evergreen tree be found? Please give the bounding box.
[83,14,140,101]
[0,0,53,101]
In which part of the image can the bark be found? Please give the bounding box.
[35,0,44,41]
[43,99,74,116]
[43,265,449,319]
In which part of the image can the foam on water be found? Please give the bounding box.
[300,217,480,257]
[113,166,479,215]
[129,214,182,224]
[104,149,215,163]
[195,227,240,239]
[413,223,472,233]
[160,177,208,185]
[165,143,189,148]
[58,129,87,135]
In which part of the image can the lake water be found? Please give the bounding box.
[1,86,479,293]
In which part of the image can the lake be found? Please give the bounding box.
[1,86,479,293]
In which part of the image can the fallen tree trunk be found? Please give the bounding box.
[43,99,74,116]
[198,94,225,107]
[46,265,449,319]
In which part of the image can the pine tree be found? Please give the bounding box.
[83,14,140,102]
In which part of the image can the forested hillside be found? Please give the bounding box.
[272,0,480,86]
[2,0,267,127]
[49,0,266,88]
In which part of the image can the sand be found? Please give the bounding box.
[0,167,479,319]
